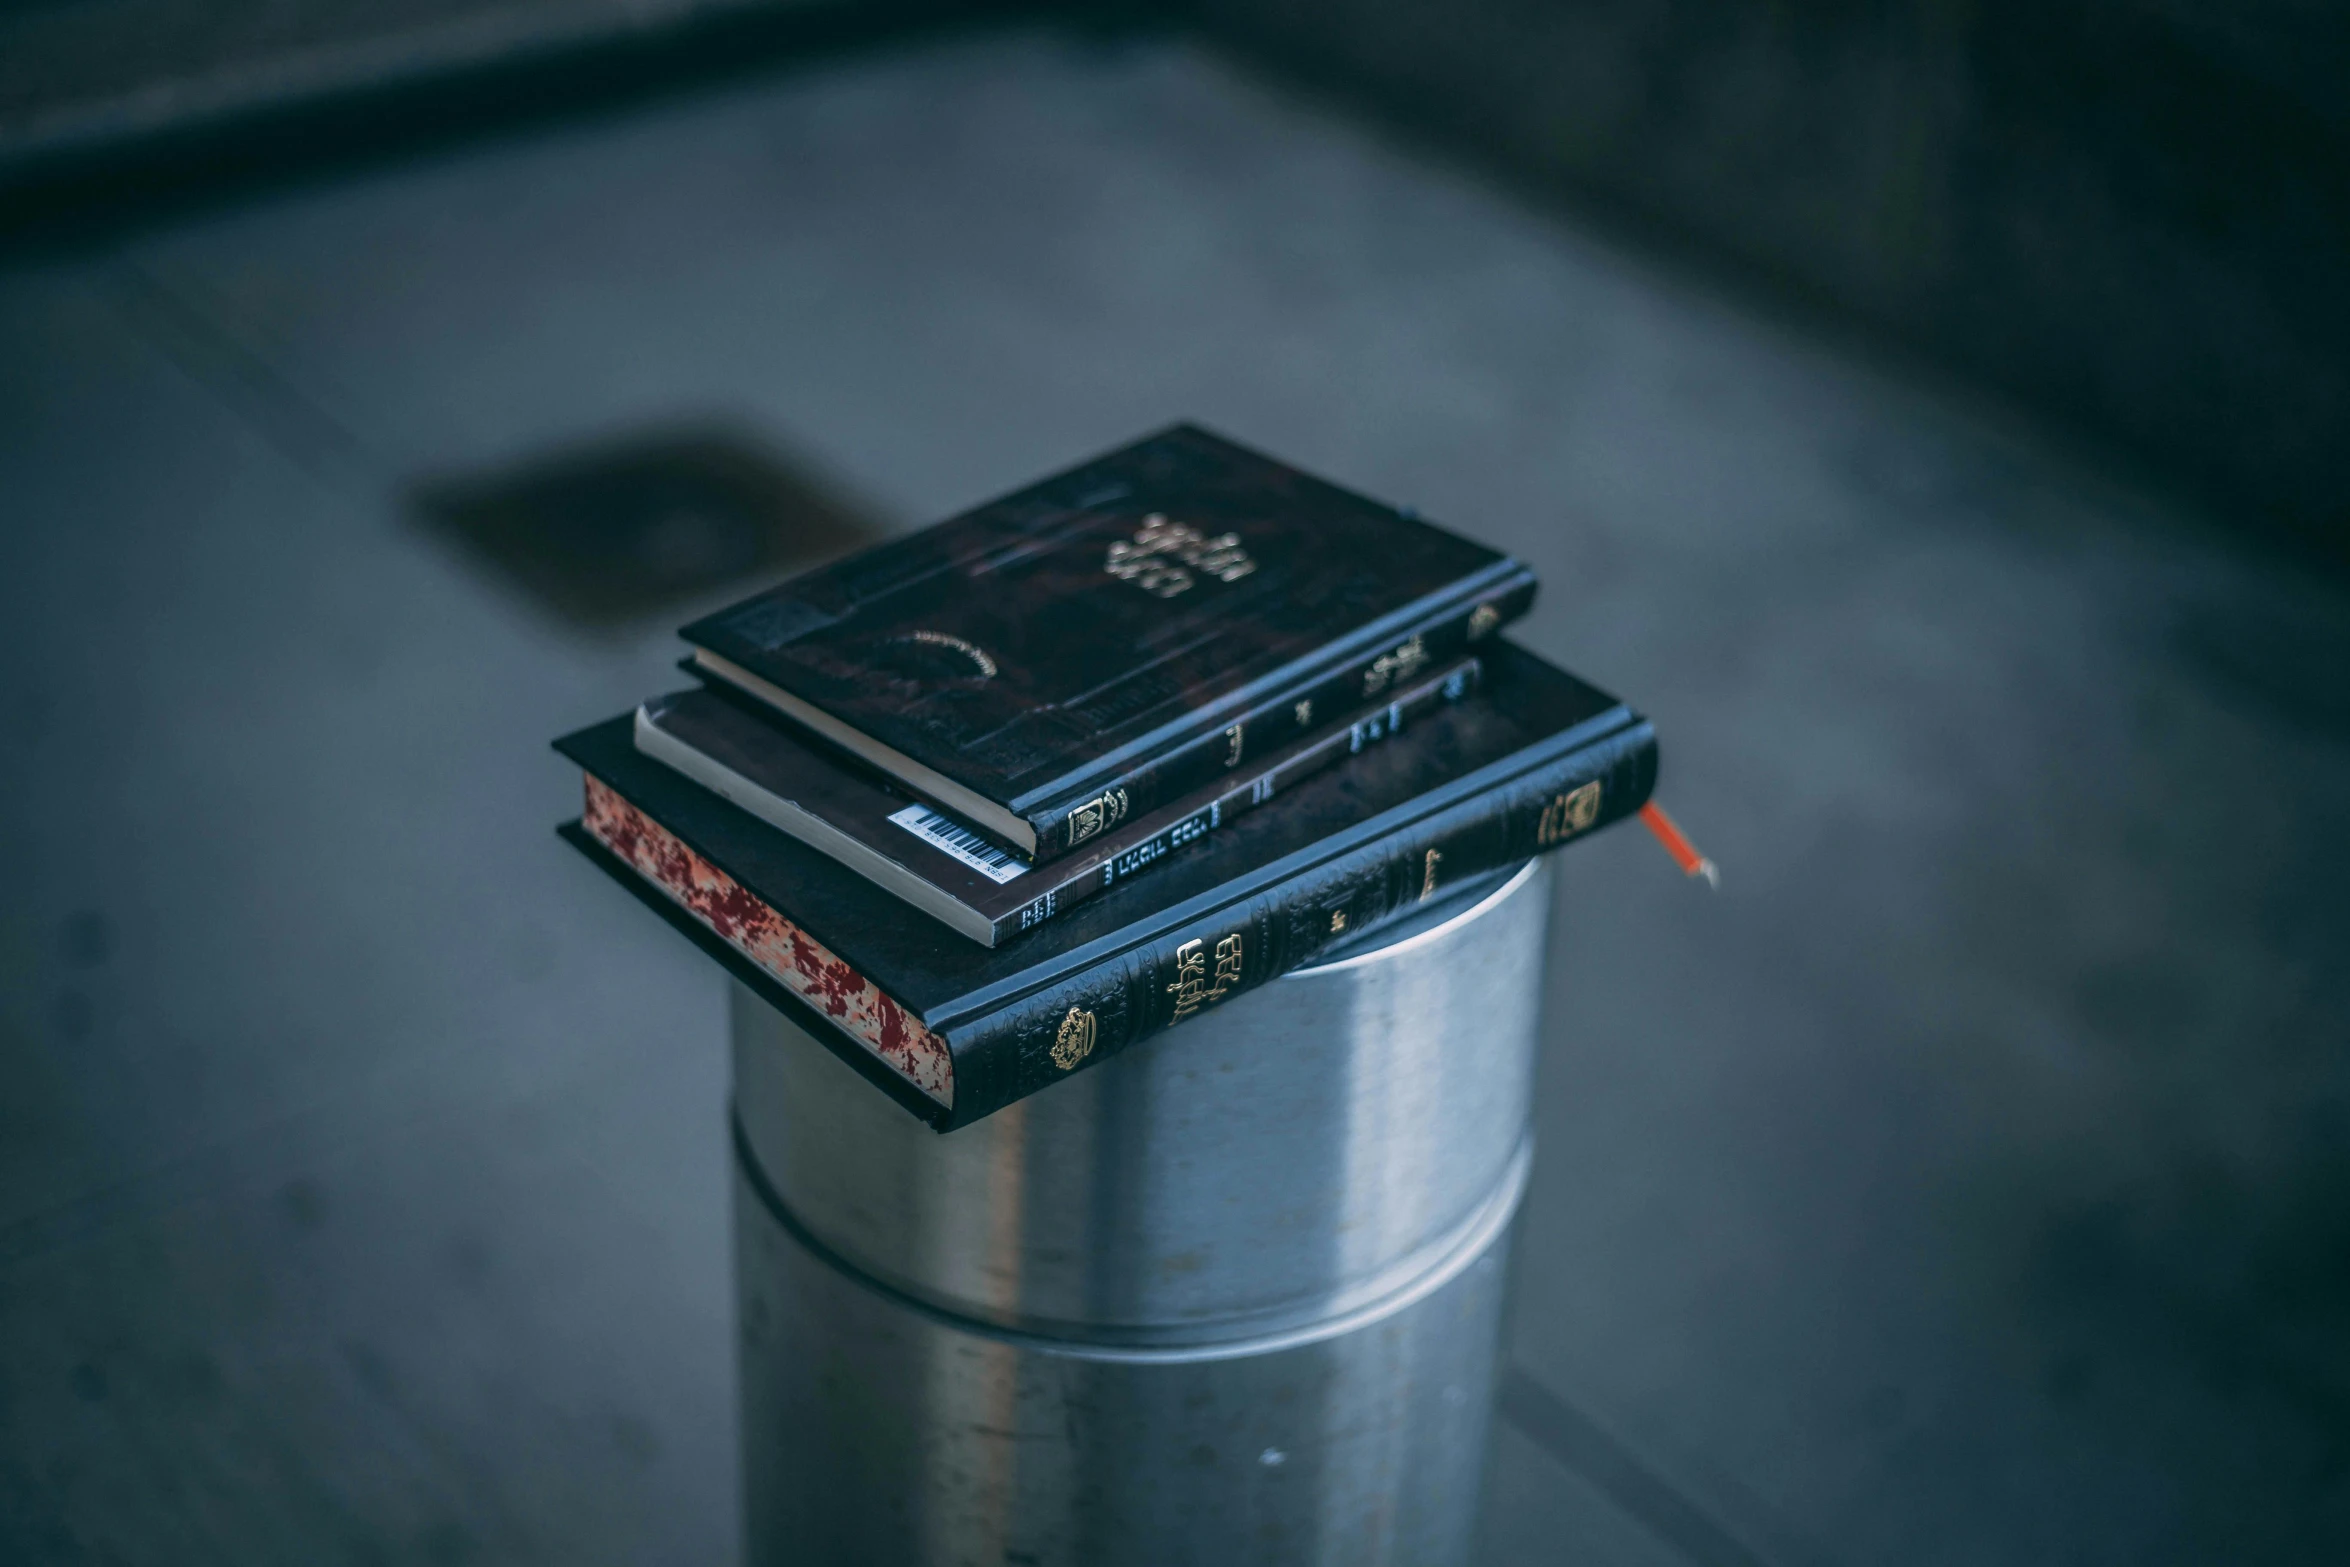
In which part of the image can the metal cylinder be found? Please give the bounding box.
[731,856,1551,1566]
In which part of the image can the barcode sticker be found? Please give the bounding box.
[889,803,1030,883]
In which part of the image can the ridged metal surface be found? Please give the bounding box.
[731,856,1549,1565]
[735,1163,1512,1566]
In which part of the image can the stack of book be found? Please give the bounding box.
[554,425,1658,1130]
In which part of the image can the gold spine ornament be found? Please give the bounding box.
[1050,1006,1097,1071]
[1065,786,1131,848]
[1537,780,1603,846]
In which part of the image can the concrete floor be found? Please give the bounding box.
[4,26,2348,1566]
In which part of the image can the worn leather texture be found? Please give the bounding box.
[679,422,1536,850]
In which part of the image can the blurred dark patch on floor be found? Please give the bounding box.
[412,427,886,630]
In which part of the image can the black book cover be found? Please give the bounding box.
[679,423,1536,860]
[555,641,1655,1131]
[635,658,1481,947]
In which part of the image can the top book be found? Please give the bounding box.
[680,424,1537,862]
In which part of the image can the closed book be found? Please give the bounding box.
[635,658,1481,947]
[679,423,1535,862]
[554,641,1655,1131]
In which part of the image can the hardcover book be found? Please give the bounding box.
[635,658,1480,947]
[679,423,1536,862]
[555,641,1655,1130]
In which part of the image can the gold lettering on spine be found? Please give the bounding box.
[1167,941,1207,1019]
[1167,932,1246,1021]
[1212,932,1244,993]
[1050,1006,1097,1071]
[1537,780,1604,846]
[1362,635,1431,696]
[1468,602,1502,640]
[1420,848,1443,901]
[1224,724,1245,767]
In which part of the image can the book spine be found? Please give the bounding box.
[576,773,957,1105]
[995,660,1483,942]
[1020,571,1537,862]
[942,715,1657,1128]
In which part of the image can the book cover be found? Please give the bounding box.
[555,641,1655,1130]
[635,658,1480,947]
[679,423,1536,860]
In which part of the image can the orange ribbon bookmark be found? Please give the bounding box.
[1639,801,1719,889]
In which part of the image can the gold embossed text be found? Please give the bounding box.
[1362,635,1431,696]
[1167,932,1245,1021]
[1105,514,1257,598]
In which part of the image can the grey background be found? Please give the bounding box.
[0,0,794,160]
[1198,0,2350,560]
[7,0,2345,563]
[4,19,2348,1567]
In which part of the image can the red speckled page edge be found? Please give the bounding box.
[581,773,954,1107]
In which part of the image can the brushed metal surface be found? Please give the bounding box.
[729,856,1551,1343]
[729,858,1547,1564]
[735,1155,1512,1567]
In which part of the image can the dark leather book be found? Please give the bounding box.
[554,641,1654,1131]
[678,423,1536,863]
[634,658,1480,947]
